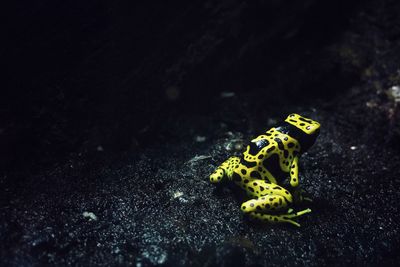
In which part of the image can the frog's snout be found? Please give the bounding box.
[210,169,224,183]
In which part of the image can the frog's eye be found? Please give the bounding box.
[248,142,259,155]
[306,126,311,130]
[290,114,295,118]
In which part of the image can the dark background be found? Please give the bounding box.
[2,0,400,266]
[1,0,364,171]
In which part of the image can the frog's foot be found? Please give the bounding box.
[210,168,225,183]
[210,156,240,183]
[249,208,312,227]
[241,195,288,213]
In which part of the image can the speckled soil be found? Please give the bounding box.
[2,1,400,266]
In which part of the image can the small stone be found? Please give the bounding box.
[234,142,243,150]
[82,211,98,221]
[220,91,235,98]
[194,135,206,142]
[390,85,400,102]
[366,101,377,108]
[173,191,184,199]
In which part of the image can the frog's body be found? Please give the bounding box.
[210,114,320,227]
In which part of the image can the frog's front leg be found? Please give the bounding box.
[289,156,299,187]
[210,156,240,183]
[288,157,312,203]
[288,157,312,202]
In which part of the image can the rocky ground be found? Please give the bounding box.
[2,1,400,266]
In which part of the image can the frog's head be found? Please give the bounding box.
[283,113,320,152]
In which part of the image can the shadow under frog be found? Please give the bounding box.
[210,113,320,227]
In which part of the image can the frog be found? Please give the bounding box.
[210,113,320,227]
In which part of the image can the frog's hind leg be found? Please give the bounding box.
[249,209,311,227]
[240,194,311,227]
[210,156,240,183]
[241,195,289,213]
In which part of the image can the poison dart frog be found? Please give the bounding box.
[210,114,320,227]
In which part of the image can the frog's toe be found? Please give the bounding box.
[241,199,258,213]
[249,209,311,227]
[282,208,311,219]
[210,169,224,183]
[303,197,313,202]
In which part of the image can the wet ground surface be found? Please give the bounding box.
[2,1,400,266]
[2,103,400,266]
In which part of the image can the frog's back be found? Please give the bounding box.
[241,127,300,184]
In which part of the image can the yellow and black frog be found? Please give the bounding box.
[210,114,320,227]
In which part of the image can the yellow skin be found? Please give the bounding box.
[210,114,321,227]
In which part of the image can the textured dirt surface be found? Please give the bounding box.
[2,1,400,266]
